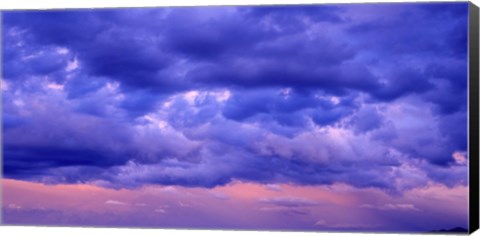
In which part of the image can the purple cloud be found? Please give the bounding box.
[1,2,469,197]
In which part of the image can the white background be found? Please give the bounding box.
[0,0,479,235]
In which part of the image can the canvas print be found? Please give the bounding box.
[1,2,473,233]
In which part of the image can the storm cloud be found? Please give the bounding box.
[2,2,469,193]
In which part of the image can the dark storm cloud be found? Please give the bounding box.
[3,10,174,92]
[1,3,469,191]
[371,68,434,101]
[189,61,380,94]
[119,90,165,118]
[350,106,383,134]
[245,5,345,23]
[3,6,369,94]
[3,3,467,97]
[64,75,108,99]
[3,146,129,178]
[43,140,400,191]
[346,3,468,58]
[2,36,71,81]
[223,89,325,122]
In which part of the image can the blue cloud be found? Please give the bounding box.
[1,3,469,192]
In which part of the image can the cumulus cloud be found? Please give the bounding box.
[2,3,469,194]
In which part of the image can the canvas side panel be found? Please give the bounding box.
[469,2,479,234]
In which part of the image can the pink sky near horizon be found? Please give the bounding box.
[1,178,468,232]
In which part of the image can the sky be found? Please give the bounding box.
[1,2,470,232]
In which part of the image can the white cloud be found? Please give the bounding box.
[56,47,69,55]
[46,83,64,90]
[105,200,128,206]
[360,203,419,211]
[314,220,327,226]
[7,203,22,209]
[452,151,467,165]
[66,58,79,72]
[1,80,9,91]
[154,208,166,214]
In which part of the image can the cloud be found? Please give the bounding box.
[265,184,282,192]
[105,200,128,206]
[2,178,468,230]
[259,197,318,208]
[7,204,22,209]
[350,106,383,134]
[221,88,358,129]
[360,203,420,211]
[154,208,166,214]
[1,3,469,194]
[314,220,327,226]
[452,151,467,165]
[258,196,318,216]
